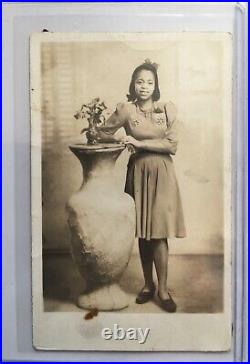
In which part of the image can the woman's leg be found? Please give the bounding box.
[138,238,154,290]
[152,239,169,300]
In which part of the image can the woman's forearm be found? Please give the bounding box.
[139,138,177,155]
[97,130,118,142]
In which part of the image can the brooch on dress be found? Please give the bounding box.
[131,119,140,128]
[153,113,165,125]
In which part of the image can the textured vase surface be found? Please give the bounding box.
[66,143,135,311]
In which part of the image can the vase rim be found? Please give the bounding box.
[69,143,125,153]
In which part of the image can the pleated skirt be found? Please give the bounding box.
[125,152,186,241]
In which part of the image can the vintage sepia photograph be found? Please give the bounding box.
[31,33,232,351]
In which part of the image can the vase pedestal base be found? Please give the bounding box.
[78,284,129,311]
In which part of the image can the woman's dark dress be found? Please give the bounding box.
[101,101,186,240]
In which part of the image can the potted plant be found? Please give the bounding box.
[74,97,110,144]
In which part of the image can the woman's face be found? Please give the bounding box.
[134,69,155,101]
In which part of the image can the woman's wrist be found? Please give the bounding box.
[138,140,145,149]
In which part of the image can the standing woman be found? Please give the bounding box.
[97,60,186,312]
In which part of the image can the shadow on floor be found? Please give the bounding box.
[43,253,223,313]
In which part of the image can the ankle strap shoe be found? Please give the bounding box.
[158,292,177,313]
[135,284,156,304]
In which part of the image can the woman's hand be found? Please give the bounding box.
[123,135,142,148]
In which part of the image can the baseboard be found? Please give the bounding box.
[42,248,224,257]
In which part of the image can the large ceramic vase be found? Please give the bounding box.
[66,143,135,311]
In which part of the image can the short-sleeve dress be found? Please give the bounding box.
[100,101,186,241]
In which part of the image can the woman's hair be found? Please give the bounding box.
[127,62,160,102]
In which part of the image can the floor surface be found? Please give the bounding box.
[43,253,223,313]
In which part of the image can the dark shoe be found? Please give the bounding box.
[136,284,156,304]
[158,292,177,312]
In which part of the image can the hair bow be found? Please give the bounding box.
[144,58,159,70]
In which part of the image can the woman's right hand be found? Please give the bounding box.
[120,136,137,154]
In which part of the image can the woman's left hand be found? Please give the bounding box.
[123,135,142,149]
